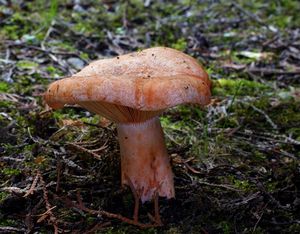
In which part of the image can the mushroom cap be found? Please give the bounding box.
[44,47,211,122]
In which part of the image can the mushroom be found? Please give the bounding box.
[44,47,211,225]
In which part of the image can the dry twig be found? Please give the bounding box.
[249,104,278,130]
[67,141,108,160]
[37,170,59,234]
[197,180,242,192]
[72,191,163,228]
[0,226,25,233]
[23,171,40,197]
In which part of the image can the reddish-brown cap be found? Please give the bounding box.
[44,47,211,123]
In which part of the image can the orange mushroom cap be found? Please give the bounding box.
[44,47,211,123]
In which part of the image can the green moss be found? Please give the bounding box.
[46,65,57,73]
[16,60,39,70]
[218,221,232,234]
[80,52,90,60]
[0,191,9,203]
[0,218,18,226]
[217,116,239,128]
[265,181,278,192]
[0,25,19,40]
[265,0,300,28]
[226,175,254,192]
[213,78,270,96]
[80,115,100,125]
[52,108,84,121]
[73,22,96,36]
[253,151,267,162]
[233,179,252,191]
[0,12,33,40]
[288,223,300,233]
[171,38,187,51]
[45,65,64,77]
[48,41,77,52]
[1,168,21,176]
[270,102,300,128]
[0,82,9,92]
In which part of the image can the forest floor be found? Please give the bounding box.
[0,1,299,233]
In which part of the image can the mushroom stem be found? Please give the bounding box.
[117,117,175,203]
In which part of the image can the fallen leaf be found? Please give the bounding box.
[238,51,274,61]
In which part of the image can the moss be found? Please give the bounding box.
[1,168,21,176]
[16,60,39,70]
[218,221,232,234]
[252,151,267,162]
[45,65,57,73]
[48,40,77,52]
[0,218,18,226]
[0,12,33,40]
[265,181,278,192]
[45,65,64,78]
[73,21,97,36]
[0,25,20,40]
[212,78,270,96]
[80,115,100,125]
[217,116,239,128]
[0,82,9,92]
[171,38,187,51]
[270,102,300,129]
[264,0,300,28]
[80,52,90,60]
[225,175,254,192]
[288,223,300,233]
[0,192,9,203]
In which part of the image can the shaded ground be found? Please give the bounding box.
[0,0,299,233]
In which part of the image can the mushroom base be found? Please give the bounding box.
[117,117,175,203]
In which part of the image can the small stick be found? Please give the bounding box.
[198,181,242,192]
[67,142,102,160]
[0,226,25,232]
[231,2,264,25]
[75,191,161,228]
[56,159,62,192]
[247,67,300,75]
[23,171,40,197]
[83,221,111,234]
[37,170,59,234]
[252,203,269,233]
[250,104,278,130]
[154,192,162,225]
